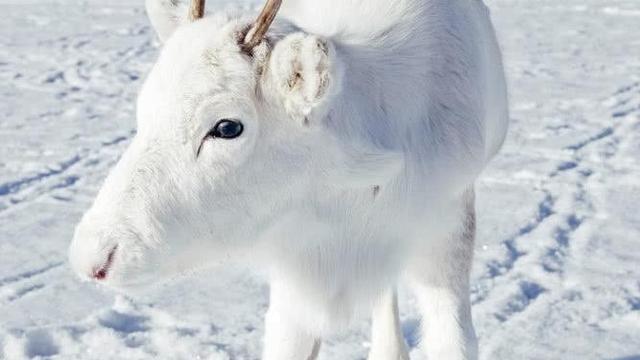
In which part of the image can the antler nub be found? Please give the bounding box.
[189,0,206,21]
[243,0,283,51]
[188,0,282,51]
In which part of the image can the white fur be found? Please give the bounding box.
[69,0,508,359]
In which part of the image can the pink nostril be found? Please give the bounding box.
[93,268,107,280]
[92,245,117,281]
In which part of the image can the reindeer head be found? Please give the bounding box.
[69,0,402,291]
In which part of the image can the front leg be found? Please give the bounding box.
[368,288,410,360]
[407,189,478,360]
[263,281,322,360]
[266,32,343,124]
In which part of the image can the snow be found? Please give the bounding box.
[1,0,639,359]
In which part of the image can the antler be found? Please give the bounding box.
[243,0,283,51]
[188,0,281,51]
[189,0,206,21]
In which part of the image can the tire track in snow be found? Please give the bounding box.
[0,155,81,198]
[0,23,151,214]
[0,262,64,304]
[565,127,614,151]
[0,262,64,288]
[501,81,640,331]
[472,191,556,306]
[472,83,633,323]
[5,284,46,303]
[484,192,555,278]
[0,140,120,214]
[0,127,136,212]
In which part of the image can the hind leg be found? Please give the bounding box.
[407,188,478,360]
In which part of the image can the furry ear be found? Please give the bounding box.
[327,142,404,189]
[145,0,189,42]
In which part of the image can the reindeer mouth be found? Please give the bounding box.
[92,245,117,281]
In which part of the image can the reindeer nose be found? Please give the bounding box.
[91,245,118,281]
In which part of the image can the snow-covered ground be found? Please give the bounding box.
[1,0,639,359]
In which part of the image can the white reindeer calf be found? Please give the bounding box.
[69,0,508,358]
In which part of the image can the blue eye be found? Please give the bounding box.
[210,119,244,139]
